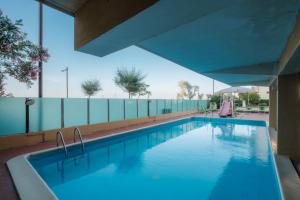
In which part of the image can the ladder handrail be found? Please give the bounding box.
[74,127,85,153]
[56,130,68,157]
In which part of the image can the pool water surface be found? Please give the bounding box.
[29,117,282,200]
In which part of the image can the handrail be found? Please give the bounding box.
[56,130,68,157]
[74,127,85,153]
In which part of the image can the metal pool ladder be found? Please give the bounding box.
[74,127,85,153]
[56,130,68,157]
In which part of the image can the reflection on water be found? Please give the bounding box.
[29,118,281,200]
[31,119,208,186]
[209,123,278,199]
[211,122,269,163]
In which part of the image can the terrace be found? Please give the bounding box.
[1,0,300,199]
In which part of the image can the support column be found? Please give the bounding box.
[38,2,43,97]
[269,79,278,130]
[278,73,300,159]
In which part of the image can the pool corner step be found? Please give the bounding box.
[7,155,58,200]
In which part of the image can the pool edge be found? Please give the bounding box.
[6,116,192,200]
[266,129,285,200]
[7,116,283,200]
[6,155,58,200]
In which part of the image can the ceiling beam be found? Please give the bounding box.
[229,80,271,87]
[202,62,276,75]
[275,12,300,75]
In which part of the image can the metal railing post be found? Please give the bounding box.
[107,99,110,122]
[61,98,64,128]
[123,99,126,120]
[87,98,90,124]
[136,99,139,118]
[147,100,150,117]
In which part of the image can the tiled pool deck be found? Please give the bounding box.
[0,113,269,200]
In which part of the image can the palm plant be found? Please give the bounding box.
[137,83,151,99]
[81,79,102,98]
[114,68,147,98]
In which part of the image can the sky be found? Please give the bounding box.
[0,0,229,99]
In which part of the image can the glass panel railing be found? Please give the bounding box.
[198,100,208,111]
[189,100,193,111]
[125,99,138,119]
[182,100,186,111]
[0,97,207,136]
[138,99,148,118]
[157,99,165,115]
[188,100,192,111]
[149,99,157,116]
[90,99,108,124]
[64,98,87,127]
[165,99,172,113]
[29,98,61,132]
[177,99,183,112]
[109,99,124,122]
[0,97,25,136]
[171,100,177,113]
[191,100,196,111]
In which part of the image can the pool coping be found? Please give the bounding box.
[267,129,285,200]
[7,116,283,200]
[7,155,57,200]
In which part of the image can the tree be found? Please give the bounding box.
[81,79,102,98]
[137,83,151,99]
[177,81,199,100]
[114,67,147,98]
[248,92,260,105]
[0,73,6,96]
[0,10,49,96]
[197,93,204,100]
[239,92,260,106]
[209,94,221,108]
[195,87,203,100]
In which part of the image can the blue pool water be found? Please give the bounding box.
[29,117,282,200]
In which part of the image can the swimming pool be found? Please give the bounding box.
[27,117,282,200]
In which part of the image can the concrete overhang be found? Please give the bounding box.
[40,0,300,86]
[276,11,300,76]
[38,0,88,16]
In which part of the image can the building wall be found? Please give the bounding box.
[252,86,269,100]
[277,73,300,159]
